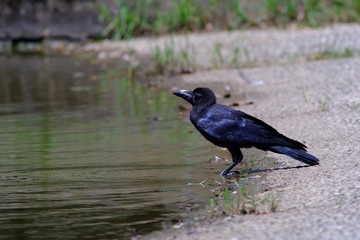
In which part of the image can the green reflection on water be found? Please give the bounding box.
[0,55,214,240]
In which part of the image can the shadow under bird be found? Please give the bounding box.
[173,87,319,177]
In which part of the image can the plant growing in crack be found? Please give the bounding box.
[151,37,196,74]
[318,96,332,111]
[230,46,240,67]
[208,182,280,216]
[212,42,225,68]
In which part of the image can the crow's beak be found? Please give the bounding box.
[173,89,194,104]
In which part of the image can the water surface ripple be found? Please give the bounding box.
[0,55,221,239]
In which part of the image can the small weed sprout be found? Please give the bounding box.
[152,39,176,74]
[230,46,240,67]
[312,48,354,60]
[151,37,195,74]
[208,182,282,217]
[223,186,233,213]
[249,196,258,214]
[212,42,225,68]
[242,47,252,66]
[300,85,308,103]
[209,198,219,217]
[318,96,332,111]
[267,195,279,212]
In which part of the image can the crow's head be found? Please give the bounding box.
[173,87,216,107]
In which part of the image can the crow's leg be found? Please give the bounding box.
[220,148,243,177]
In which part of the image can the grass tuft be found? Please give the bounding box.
[208,182,280,216]
[151,37,195,74]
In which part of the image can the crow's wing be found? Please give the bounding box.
[196,105,306,150]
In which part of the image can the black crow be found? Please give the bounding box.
[173,87,319,177]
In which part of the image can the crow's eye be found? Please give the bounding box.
[194,93,202,101]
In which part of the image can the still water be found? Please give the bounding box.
[0,55,241,239]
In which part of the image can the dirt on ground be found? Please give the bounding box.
[83,24,360,240]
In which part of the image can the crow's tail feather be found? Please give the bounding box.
[269,146,319,166]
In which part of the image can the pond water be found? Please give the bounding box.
[0,55,230,240]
